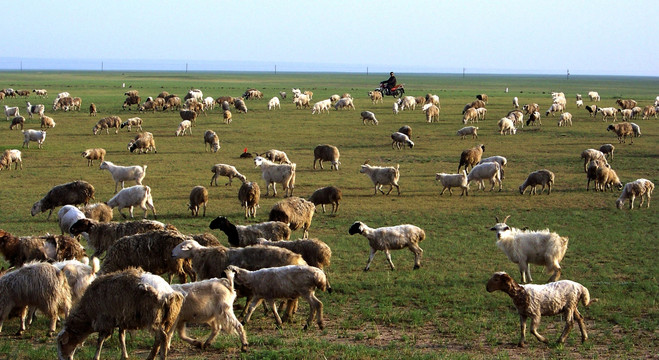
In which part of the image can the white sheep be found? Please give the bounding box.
[557,112,572,127]
[348,221,425,271]
[588,91,600,101]
[334,97,354,110]
[399,96,416,111]
[487,272,597,347]
[120,117,143,132]
[210,164,246,186]
[435,170,469,196]
[489,216,568,283]
[576,99,583,108]
[616,179,654,209]
[467,162,502,192]
[598,107,618,122]
[478,156,508,179]
[57,205,87,235]
[424,104,440,122]
[175,119,192,136]
[311,99,331,114]
[456,126,478,139]
[360,163,400,195]
[391,132,414,149]
[4,105,19,120]
[392,101,399,115]
[106,185,157,219]
[52,258,100,305]
[22,129,47,149]
[629,122,641,137]
[497,117,516,135]
[0,149,22,171]
[26,102,45,118]
[360,111,378,125]
[268,97,281,110]
[512,97,519,108]
[254,156,296,197]
[99,161,147,193]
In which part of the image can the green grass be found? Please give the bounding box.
[0,71,657,359]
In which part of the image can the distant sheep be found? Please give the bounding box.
[120,117,143,132]
[522,103,539,115]
[642,105,656,119]
[497,117,516,135]
[311,99,331,114]
[360,111,378,125]
[581,149,608,173]
[128,132,157,154]
[467,162,502,192]
[4,105,20,120]
[616,99,637,109]
[391,132,414,149]
[597,107,618,122]
[526,111,541,126]
[175,120,192,136]
[92,116,121,135]
[40,115,56,129]
[262,149,292,164]
[79,203,113,223]
[334,97,354,110]
[368,90,383,104]
[607,123,634,144]
[599,144,615,160]
[557,112,572,127]
[254,156,296,197]
[26,102,45,118]
[398,125,412,138]
[100,161,147,193]
[268,97,281,110]
[204,130,220,152]
[512,97,519,108]
[348,221,425,271]
[588,91,600,101]
[424,104,440,122]
[9,116,25,130]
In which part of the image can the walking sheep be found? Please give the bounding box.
[616,179,654,209]
[486,272,597,347]
[348,221,425,271]
[467,162,502,192]
[435,170,469,196]
[254,156,296,197]
[489,216,568,283]
[31,180,95,220]
[360,163,400,195]
[106,185,157,219]
[313,145,340,170]
[209,216,291,247]
[519,169,555,195]
[99,161,147,193]
[81,148,105,167]
[456,126,478,139]
[308,186,342,214]
[69,218,167,257]
[607,123,634,144]
[269,197,316,239]
[210,164,246,186]
[360,111,378,125]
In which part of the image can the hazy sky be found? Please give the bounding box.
[3,0,657,76]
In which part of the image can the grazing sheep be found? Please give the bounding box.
[512,97,519,108]
[308,186,342,214]
[120,117,143,132]
[595,165,622,192]
[31,180,95,220]
[79,203,113,223]
[4,105,20,120]
[238,181,260,218]
[81,148,105,167]
[360,111,378,125]
[54,96,74,111]
[163,96,181,111]
[391,132,414,149]
[467,162,502,192]
[435,170,469,196]
[210,164,246,187]
[56,268,184,360]
[170,275,248,351]
[254,156,296,197]
[58,205,87,235]
[334,97,354,110]
[489,216,568,283]
[10,116,25,130]
[40,115,56,129]
[269,197,315,239]
[311,99,331,114]
[486,272,597,347]
[616,99,637,109]
[234,98,248,113]
[99,161,146,193]
[171,240,306,281]
[588,91,600,101]
[599,144,615,160]
[279,91,287,99]
[458,144,485,172]
[526,111,541,126]
[641,105,656,119]
[557,112,572,127]
[462,99,486,114]
[228,265,327,330]
[128,132,157,154]
[585,159,607,191]
[203,130,220,153]
[455,126,479,140]
[313,145,340,171]
[32,89,47,98]
[629,122,641,137]
[581,149,608,173]
[348,221,425,271]
[475,107,487,121]
[0,230,85,267]
[262,149,292,164]
[223,109,232,124]
[607,123,634,144]
[424,104,440,122]
[22,129,47,148]
[360,163,400,195]
[179,109,197,126]
[426,94,440,106]
[479,156,508,178]
[519,169,555,195]
[616,179,654,209]
[619,108,633,121]
[268,97,281,110]
[106,185,156,219]
[476,94,488,103]
[0,262,71,336]
[293,94,311,109]
[597,107,618,122]
[69,218,166,257]
[89,103,97,116]
[497,117,517,135]
[0,149,22,170]
[92,116,121,135]
[506,110,524,128]
[26,102,45,118]
[522,103,539,115]
[175,120,192,136]
[585,104,598,117]
[576,99,583,108]
[462,107,478,124]
[188,186,209,217]
[209,216,291,247]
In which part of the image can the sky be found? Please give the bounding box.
[2,0,657,76]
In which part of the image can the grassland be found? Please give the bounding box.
[0,71,657,359]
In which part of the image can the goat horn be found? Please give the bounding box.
[503,215,511,224]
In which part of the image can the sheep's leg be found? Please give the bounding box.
[95,330,112,360]
[202,203,206,217]
[548,261,561,282]
[629,195,635,209]
[268,299,284,328]
[557,310,574,344]
[574,309,588,343]
[128,206,135,219]
[518,262,528,283]
[409,244,423,270]
[440,186,447,195]
[518,315,527,347]
[272,183,277,197]
[384,250,396,270]
[364,248,377,271]
[547,183,551,195]
[332,202,339,214]
[201,321,221,349]
[210,174,217,186]
[320,204,326,213]
[14,306,28,335]
[530,316,548,343]
[242,298,262,324]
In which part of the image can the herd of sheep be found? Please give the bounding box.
[0,82,656,358]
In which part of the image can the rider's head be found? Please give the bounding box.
[390,72,394,76]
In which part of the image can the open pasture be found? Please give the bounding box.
[0,72,657,359]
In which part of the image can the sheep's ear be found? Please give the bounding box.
[363,159,370,165]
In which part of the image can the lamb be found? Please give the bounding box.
[599,144,615,160]
[360,163,400,195]
[4,105,19,120]
[334,97,354,110]
[170,240,306,281]
[56,268,184,360]
[175,120,192,136]
[313,145,340,170]
[22,129,47,148]
[467,162,502,192]
[188,186,209,217]
[69,218,167,257]
[120,117,143,132]
[78,203,113,222]
[512,96,519,108]
[597,107,618,122]
[40,115,56,129]
[25,102,45,118]
[0,262,71,336]
[588,91,600,101]
[0,230,85,267]
[254,156,296,197]
[234,98,248,113]
[526,111,541,126]
[629,122,641,137]
[88,103,97,116]
[641,105,656,119]
[269,197,316,239]
[489,215,568,283]
[311,99,331,114]
[595,165,622,192]
[210,164,246,186]
[458,144,485,172]
[308,186,342,214]
[99,161,147,193]
[519,169,555,195]
[497,117,516,135]
[262,149,292,164]
[368,90,383,104]
[179,109,197,126]
[203,130,220,152]
[268,97,281,110]
[424,104,440,122]
[58,205,87,235]
[435,170,469,196]
[391,132,414,149]
[52,258,100,305]
[228,265,327,330]
[92,116,121,135]
[580,149,608,173]
[223,109,232,124]
[81,148,105,167]
[486,272,597,347]
[238,181,260,218]
[616,98,637,109]
[209,216,291,247]
[360,111,378,125]
[0,149,22,170]
[31,180,95,219]
[99,230,194,283]
[169,275,248,351]
[128,132,157,154]
[348,221,425,271]
[557,112,572,127]
[9,116,25,130]
[616,179,654,209]
[106,185,157,219]
[607,123,634,144]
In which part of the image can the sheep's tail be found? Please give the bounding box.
[581,286,599,307]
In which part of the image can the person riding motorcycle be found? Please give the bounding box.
[380,72,397,91]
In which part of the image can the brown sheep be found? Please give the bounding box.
[81,148,106,166]
[31,180,95,219]
[458,144,485,172]
[269,197,316,239]
[0,230,85,267]
[188,186,209,217]
[69,218,167,257]
[308,186,342,214]
[616,99,637,109]
[238,181,260,218]
[607,123,634,144]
